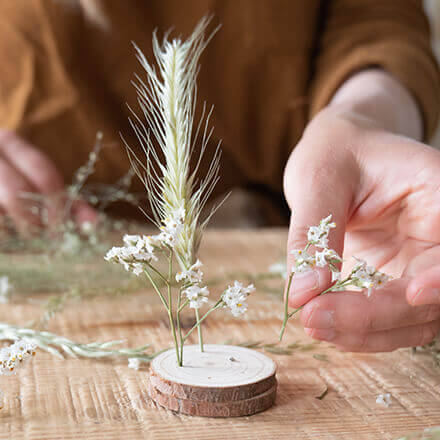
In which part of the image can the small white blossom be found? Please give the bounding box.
[222,281,255,317]
[350,258,391,297]
[128,358,141,370]
[176,259,203,284]
[290,249,316,274]
[0,339,36,376]
[376,393,392,407]
[122,234,142,247]
[182,285,209,309]
[315,248,342,268]
[156,207,185,248]
[307,215,336,248]
[0,277,11,304]
[104,242,157,276]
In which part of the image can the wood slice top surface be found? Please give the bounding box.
[151,344,276,388]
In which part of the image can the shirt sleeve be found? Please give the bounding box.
[309,0,440,140]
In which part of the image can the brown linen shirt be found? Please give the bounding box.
[0,0,438,221]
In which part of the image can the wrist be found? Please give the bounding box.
[328,69,423,141]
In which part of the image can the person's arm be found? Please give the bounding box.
[329,69,423,141]
[309,0,439,141]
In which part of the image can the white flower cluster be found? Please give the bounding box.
[291,215,342,278]
[221,281,255,317]
[105,207,185,275]
[183,285,210,309]
[0,339,36,376]
[290,215,390,297]
[307,215,336,249]
[350,258,391,297]
[0,276,11,304]
[178,260,210,309]
[176,259,203,283]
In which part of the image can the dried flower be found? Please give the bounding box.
[280,214,391,341]
[315,248,342,268]
[290,249,316,274]
[104,244,156,276]
[0,339,36,376]
[104,17,254,366]
[183,284,209,309]
[222,281,255,317]
[350,258,391,297]
[307,215,336,249]
[176,259,203,283]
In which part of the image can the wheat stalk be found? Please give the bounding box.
[125,16,221,271]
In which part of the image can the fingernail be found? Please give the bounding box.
[305,308,334,328]
[290,270,319,296]
[304,328,335,341]
[411,288,440,305]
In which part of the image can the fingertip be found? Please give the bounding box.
[407,286,440,306]
[287,267,332,308]
[407,269,440,306]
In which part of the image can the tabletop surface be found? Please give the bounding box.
[1,228,439,440]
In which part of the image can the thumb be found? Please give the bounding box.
[283,144,357,308]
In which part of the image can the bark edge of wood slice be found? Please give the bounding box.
[148,344,277,417]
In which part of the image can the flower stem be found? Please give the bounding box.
[145,262,170,286]
[143,268,169,310]
[279,272,294,341]
[167,251,181,366]
[183,301,222,343]
[195,309,204,352]
[285,279,350,321]
[176,289,184,365]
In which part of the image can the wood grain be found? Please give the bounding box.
[148,345,277,416]
[0,229,440,439]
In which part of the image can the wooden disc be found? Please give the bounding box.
[148,344,277,417]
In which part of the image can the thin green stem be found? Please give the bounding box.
[279,272,294,341]
[176,287,184,366]
[195,308,204,352]
[183,301,222,343]
[143,268,169,310]
[145,262,169,286]
[178,298,189,312]
[167,251,181,366]
[286,277,351,319]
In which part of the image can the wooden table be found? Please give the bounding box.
[1,229,439,440]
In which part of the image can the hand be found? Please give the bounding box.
[0,130,96,233]
[283,106,440,352]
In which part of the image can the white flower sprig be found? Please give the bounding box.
[106,17,254,367]
[0,339,36,376]
[279,214,391,340]
[0,339,36,410]
[0,323,153,361]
